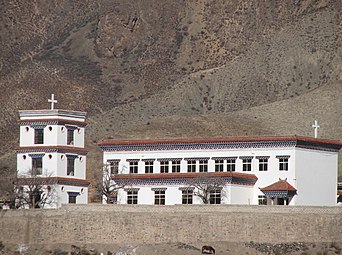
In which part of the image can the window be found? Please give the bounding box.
[154,190,165,205]
[109,161,119,174]
[145,161,154,173]
[279,158,289,171]
[127,190,138,204]
[68,195,77,204]
[32,158,42,175]
[129,161,138,174]
[182,190,193,204]
[67,129,74,145]
[34,129,44,144]
[187,160,196,172]
[242,159,252,171]
[215,160,224,172]
[227,159,236,172]
[258,158,268,171]
[258,195,267,205]
[199,160,208,172]
[172,161,181,173]
[67,158,75,176]
[209,189,221,204]
[160,161,169,173]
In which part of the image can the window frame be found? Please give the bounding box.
[182,189,193,204]
[67,158,75,176]
[258,158,268,171]
[34,128,44,144]
[187,160,196,173]
[32,158,43,175]
[258,195,267,205]
[199,160,208,172]
[109,161,119,174]
[67,129,74,145]
[144,161,154,174]
[279,158,289,171]
[127,190,138,204]
[171,160,181,173]
[227,159,236,172]
[129,161,138,174]
[160,161,169,173]
[209,189,222,204]
[154,190,166,205]
[214,159,224,172]
[242,159,252,172]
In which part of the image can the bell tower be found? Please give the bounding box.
[16,94,89,208]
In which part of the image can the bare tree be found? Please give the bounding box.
[15,169,58,209]
[96,164,131,204]
[0,166,16,209]
[188,173,227,204]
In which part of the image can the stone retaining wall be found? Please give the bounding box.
[0,204,341,245]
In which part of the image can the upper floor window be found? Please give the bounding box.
[171,160,181,173]
[242,158,252,171]
[144,161,154,174]
[227,158,236,172]
[278,157,289,171]
[32,158,43,175]
[109,161,119,174]
[258,158,268,171]
[187,160,196,173]
[160,161,169,173]
[129,161,138,174]
[67,158,75,176]
[215,159,224,172]
[34,129,44,144]
[67,129,74,145]
[199,160,208,172]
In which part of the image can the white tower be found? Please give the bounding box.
[16,94,89,208]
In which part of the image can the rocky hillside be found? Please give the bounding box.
[1,0,341,184]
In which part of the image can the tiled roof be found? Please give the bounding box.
[260,179,297,192]
[98,136,342,151]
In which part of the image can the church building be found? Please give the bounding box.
[16,94,89,208]
[99,136,342,206]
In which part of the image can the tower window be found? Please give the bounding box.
[34,129,44,144]
[67,129,74,145]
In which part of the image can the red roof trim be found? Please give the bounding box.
[260,180,297,192]
[16,146,89,153]
[112,172,257,180]
[98,136,342,148]
[17,177,90,185]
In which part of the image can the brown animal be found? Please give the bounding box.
[202,245,215,254]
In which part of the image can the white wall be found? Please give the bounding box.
[295,148,338,206]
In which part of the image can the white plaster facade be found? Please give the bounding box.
[16,109,89,208]
[99,136,342,206]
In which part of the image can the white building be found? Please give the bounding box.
[16,95,89,208]
[99,136,342,206]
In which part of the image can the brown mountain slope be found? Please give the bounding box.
[0,0,341,183]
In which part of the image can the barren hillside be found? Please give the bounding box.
[1,0,341,190]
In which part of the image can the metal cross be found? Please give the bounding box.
[312,120,320,138]
[48,94,58,110]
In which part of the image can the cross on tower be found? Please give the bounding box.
[48,94,58,110]
[312,120,320,138]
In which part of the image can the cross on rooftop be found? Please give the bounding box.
[312,120,320,138]
[48,94,58,110]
